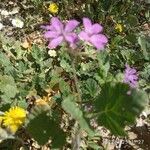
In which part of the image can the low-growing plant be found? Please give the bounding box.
[0,16,149,149]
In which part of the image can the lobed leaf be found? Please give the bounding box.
[27,106,66,147]
[0,75,18,103]
[94,82,148,136]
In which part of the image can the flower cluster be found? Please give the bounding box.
[0,106,26,133]
[123,65,138,88]
[41,17,108,50]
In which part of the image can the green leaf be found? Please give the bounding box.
[97,52,110,79]
[101,0,112,11]
[138,35,150,60]
[31,44,44,62]
[27,112,52,145]
[59,80,71,97]
[62,95,95,137]
[17,99,28,109]
[94,82,148,136]
[88,141,102,150]
[126,34,137,43]
[13,41,24,59]
[127,15,138,26]
[60,59,72,72]
[27,108,66,147]
[84,78,99,98]
[31,0,43,7]
[0,104,10,112]
[140,63,150,81]
[0,75,18,103]
[49,68,63,88]
[0,53,15,74]
[0,53,11,66]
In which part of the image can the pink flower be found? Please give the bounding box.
[41,17,79,49]
[124,65,138,88]
[79,18,108,50]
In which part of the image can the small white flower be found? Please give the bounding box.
[0,22,4,30]
[11,18,24,28]
[1,10,9,16]
[48,50,57,57]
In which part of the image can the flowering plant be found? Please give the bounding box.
[42,17,108,50]
[0,15,148,149]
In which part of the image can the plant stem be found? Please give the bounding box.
[70,51,82,150]
[71,54,82,104]
[72,122,81,150]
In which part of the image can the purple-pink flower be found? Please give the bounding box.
[124,65,138,88]
[41,17,79,49]
[79,18,108,50]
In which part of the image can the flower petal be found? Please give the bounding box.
[51,17,63,32]
[90,34,108,49]
[124,65,138,88]
[78,31,89,41]
[91,23,103,34]
[83,18,92,33]
[48,36,63,49]
[44,31,59,39]
[65,33,78,43]
[129,68,137,74]
[65,20,79,32]
[91,34,108,43]
[69,42,77,49]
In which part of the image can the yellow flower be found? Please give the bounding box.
[1,107,26,133]
[48,3,58,14]
[115,23,123,32]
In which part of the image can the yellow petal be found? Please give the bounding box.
[48,3,58,14]
[115,24,123,32]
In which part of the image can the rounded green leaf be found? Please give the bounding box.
[94,82,148,136]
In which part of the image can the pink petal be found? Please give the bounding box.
[83,18,92,33]
[90,34,108,49]
[51,17,63,32]
[48,36,63,49]
[69,42,77,49]
[129,75,138,80]
[65,20,79,32]
[90,40,105,49]
[129,69,137,74]
[78,31,89,41]
[91,34,108,43]
[65,33,78,43]
[44,31,60,39]
[91,23,103,34]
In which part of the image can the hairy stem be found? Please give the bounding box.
[71,56,82,104]
[70,51,82,150]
